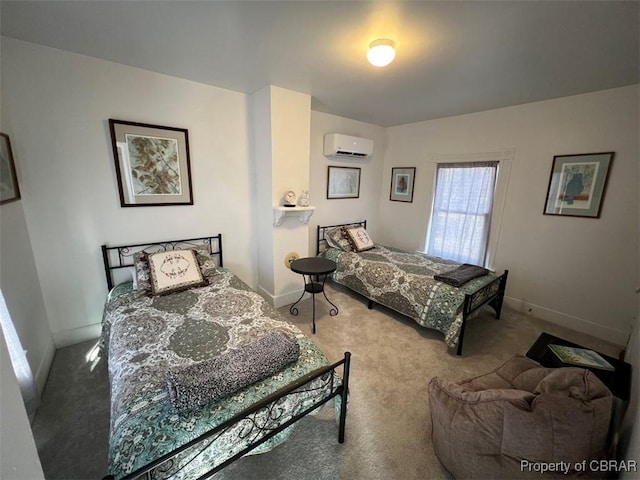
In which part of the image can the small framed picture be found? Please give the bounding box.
[109,119,193,207]
[390,167,415,202]
[543,152,614,218]
[327,166,361,199]
[0,133,21,205]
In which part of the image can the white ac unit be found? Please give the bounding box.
[323,133,373,159]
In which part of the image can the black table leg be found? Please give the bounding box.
[320,274,339,316]
[289,280,306,315]
[289,272,338,334]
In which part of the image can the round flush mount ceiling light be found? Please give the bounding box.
[367,38,396,67]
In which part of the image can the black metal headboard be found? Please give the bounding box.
[317,221,367,255]
[101,234,223,291]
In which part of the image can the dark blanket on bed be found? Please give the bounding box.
[434,263,489,287]
[166,332,300,413]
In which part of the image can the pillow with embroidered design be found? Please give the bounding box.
[147,249,207,295]
[345,226,375,252]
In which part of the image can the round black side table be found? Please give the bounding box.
[289,257,338,333]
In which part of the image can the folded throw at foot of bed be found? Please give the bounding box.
[434,263,489,287]
[166,332,300,413]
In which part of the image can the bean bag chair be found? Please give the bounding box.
[428,355,613,479]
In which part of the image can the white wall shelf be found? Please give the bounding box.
[273,206,316,226]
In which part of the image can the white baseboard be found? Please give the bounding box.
[257,285,305,309]
[504,296,628,346]
[34,339,55,396]
[52,322,102,349]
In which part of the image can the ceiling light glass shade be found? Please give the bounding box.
[367,39,396,67]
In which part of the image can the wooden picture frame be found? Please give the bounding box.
[543,152,614,218]
[390,167,416,202]
[327,166,360,199]
[0,133,21,205]
[109,119,193,207]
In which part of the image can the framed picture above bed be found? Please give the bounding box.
[0,133,21,205]
[390,167,416,202]
[543,152,614,218]
[108,119,193,207]
[327,166,360,199]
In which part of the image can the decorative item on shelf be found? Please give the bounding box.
[283,190,297,207]
[298,190,310,207]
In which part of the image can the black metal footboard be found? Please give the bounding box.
[456,270,509,355]
[107,352,351,480]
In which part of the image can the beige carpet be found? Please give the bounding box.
[220,281,622,480]
[32,280,622,480]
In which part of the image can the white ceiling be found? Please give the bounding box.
[1,1,638,127]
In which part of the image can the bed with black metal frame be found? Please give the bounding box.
[101,234,351,480]
[317,221,509,356]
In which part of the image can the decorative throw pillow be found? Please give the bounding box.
[345,226,375,252]
[325,227,354,252]
[147,249,207,295]
[194,248,218,276]
[133,252,151,291]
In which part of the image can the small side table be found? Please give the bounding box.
[526,332,631,400]
[289,257,338,333]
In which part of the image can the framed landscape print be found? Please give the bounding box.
[327,166,360,199]
[543,152,614,218]
[0,133,21,205]
[390,167,416,202]
[109,119,193,207]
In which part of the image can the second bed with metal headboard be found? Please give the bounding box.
[317,221,508,355]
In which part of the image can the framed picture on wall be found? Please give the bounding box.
[108,119,193,207]
[0,133,21,205]
[327,166,360,199]
[390,167,416,202]
[543,152,614,218]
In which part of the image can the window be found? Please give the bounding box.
[426,162,498,266]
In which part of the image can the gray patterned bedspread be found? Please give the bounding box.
[101,267,338,480]
[322,246,499,348]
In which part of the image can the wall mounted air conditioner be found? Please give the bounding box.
[323,133,373,159]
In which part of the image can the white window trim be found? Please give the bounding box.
[423,148,514,270]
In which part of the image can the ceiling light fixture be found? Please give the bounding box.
[367,38,396,67]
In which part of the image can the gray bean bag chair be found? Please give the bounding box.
[428,355,613,479]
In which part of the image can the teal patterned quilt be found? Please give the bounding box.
[322,246,499,348]
[101,267,338,480]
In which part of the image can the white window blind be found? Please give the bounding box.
[426,161,498,266]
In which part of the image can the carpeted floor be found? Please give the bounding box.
[31,281,622,480]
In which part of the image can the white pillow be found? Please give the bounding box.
[127,266,139,290]
[345,226,375,252]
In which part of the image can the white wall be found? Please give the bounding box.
[0,200,55,394]
[254,86,313,307]
[309,111,387,254]
[0,331,44,480]
[1,38,257,347]
[380,85,639,345]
